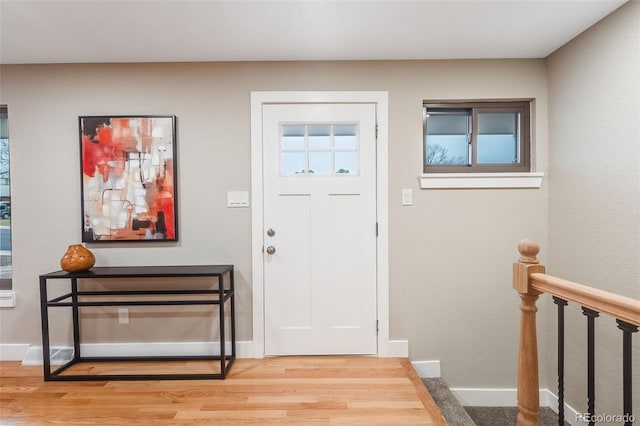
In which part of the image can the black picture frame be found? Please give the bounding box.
[79,115,178,242]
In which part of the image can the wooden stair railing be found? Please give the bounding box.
[513,240,640,426]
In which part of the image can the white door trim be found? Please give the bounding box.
[250,91,389,358]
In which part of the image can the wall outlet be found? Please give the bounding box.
[118,308,129,324]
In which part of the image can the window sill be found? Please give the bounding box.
[0,290,15,308]
[420,172,544,189]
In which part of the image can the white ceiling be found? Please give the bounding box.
[0,0,627,65]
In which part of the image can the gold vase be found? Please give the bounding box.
[60,244,95,272]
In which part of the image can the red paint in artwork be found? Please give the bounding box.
[82,135,98,177]
[82,134,112,178]
[156,195,175,239]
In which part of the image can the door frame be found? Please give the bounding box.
[250,91,389,358]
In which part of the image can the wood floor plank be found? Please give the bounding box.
[0,357,447,425]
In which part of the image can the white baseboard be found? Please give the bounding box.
[80,341,254,358]
[540,389,581,426]
[388,339,409,357]
[18,341,255,365]
[6,339,407,363]
[411,360,441,378]
[0,343,29,361]
[450,387,518,406]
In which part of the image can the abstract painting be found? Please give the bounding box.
[79,115,178,242]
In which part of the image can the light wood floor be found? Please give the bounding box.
[0,356,447,425]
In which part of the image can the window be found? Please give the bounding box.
[0,105,11,297]
[423,101,531,173]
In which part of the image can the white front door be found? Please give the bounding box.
[262,102,378,355]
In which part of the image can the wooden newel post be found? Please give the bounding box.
[513,240,546,426]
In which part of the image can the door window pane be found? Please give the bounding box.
[282,125,306,150]
[280,122,359,176]
[282,151,306,175]
[335,151,358,174]
[309,151,331,174]
[308,124,331,150]
[334,124,357,150]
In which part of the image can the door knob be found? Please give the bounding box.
[266,246,276,255]
[267,228,276,237]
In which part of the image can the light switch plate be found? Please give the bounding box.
[118,308,129,324]
[227,191,250,208]
[402,189,413,206]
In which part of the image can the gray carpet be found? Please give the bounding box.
[422,378,475,425]
[465,406,568,426]
[422,377,567,426]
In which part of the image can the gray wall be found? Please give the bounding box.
[546,0,640,416]
[0,59,548,387]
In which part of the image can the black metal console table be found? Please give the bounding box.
[39,265,235,381]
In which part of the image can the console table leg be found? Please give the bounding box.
[40,276,52,380]
[71,278,81,360]
[230,269,236,365]
[219,273,226,378]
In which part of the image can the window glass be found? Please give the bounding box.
[425,113,469,165]
[0,105,10,291]
[477,112,519,164]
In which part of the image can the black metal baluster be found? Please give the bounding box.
[617,319,638,426]
[554,297,568,426]
[582,307,599,426]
